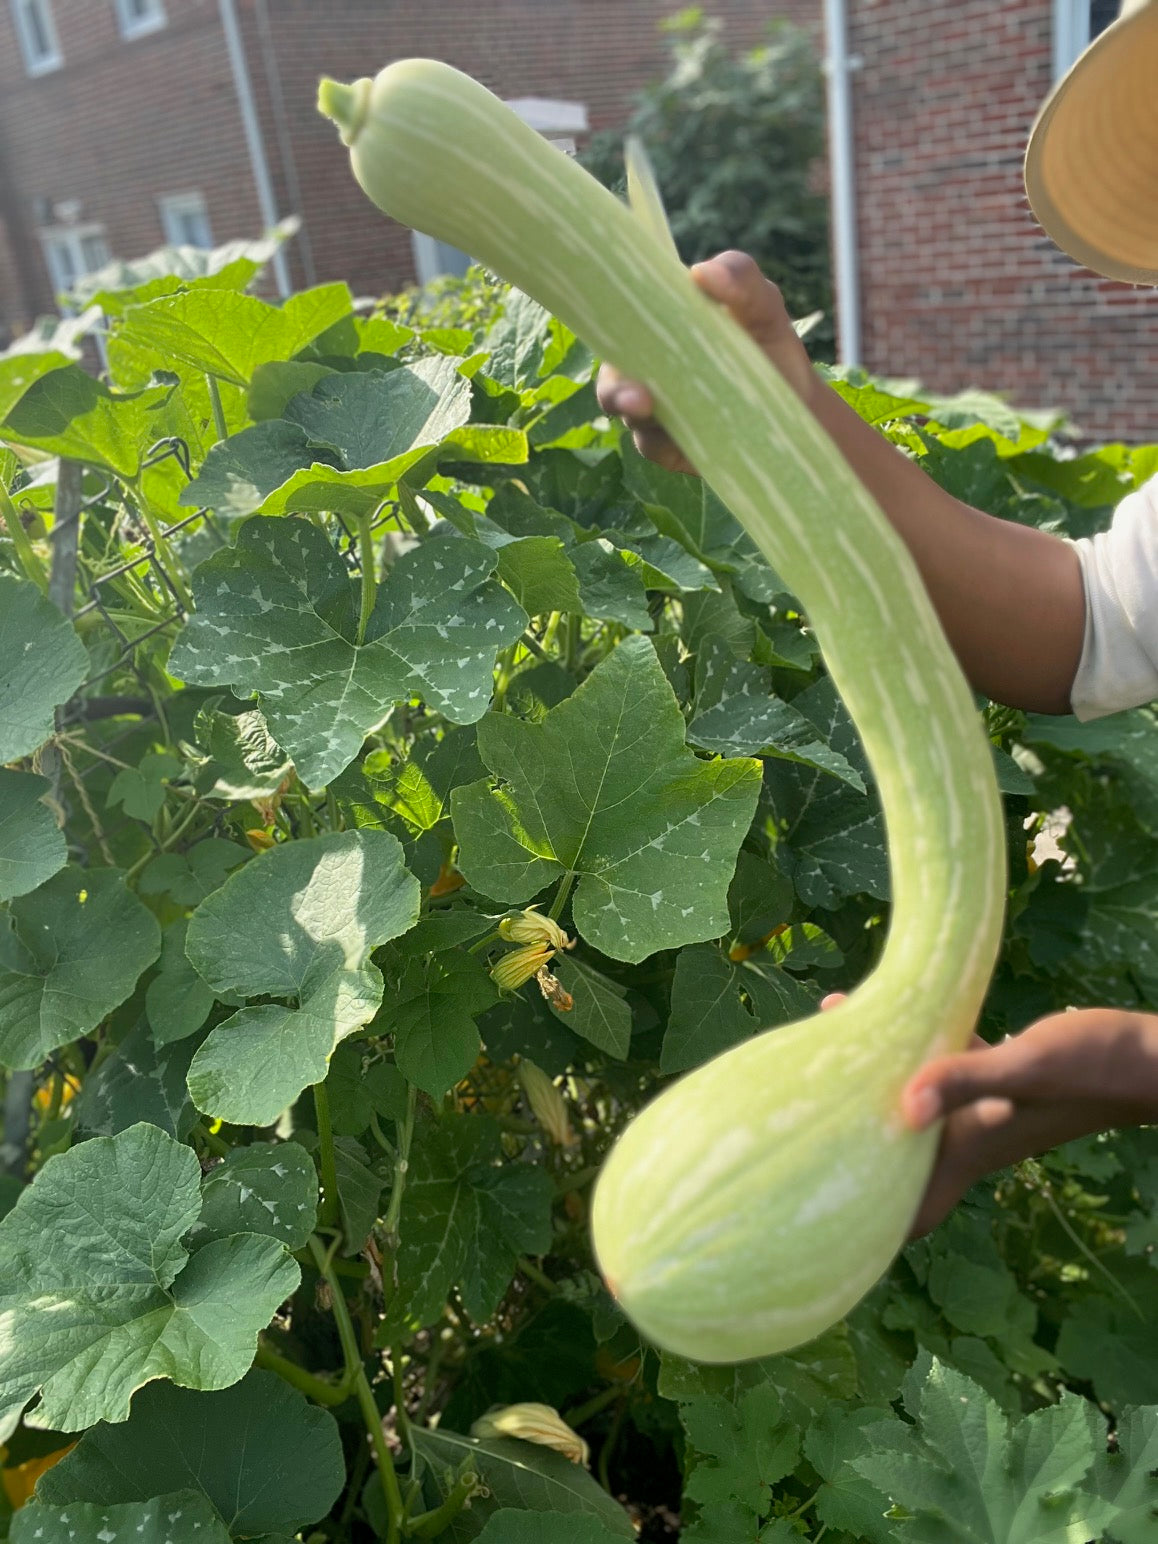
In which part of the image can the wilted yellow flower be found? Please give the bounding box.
[490,942,554,991]
[245,827,276,853]
[499,906,572,953]
[470,1403,589,1465]
[518,1058,576,1147]
[535,966,573,1013]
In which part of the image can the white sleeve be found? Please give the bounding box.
[1068,475,1158,721]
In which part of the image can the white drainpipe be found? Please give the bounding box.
[822,0,862,367]
[219,0,291,297]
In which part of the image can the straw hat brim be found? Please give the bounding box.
[1025,0,1158,285]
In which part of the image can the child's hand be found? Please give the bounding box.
[595,250,817,477]
[820,997,1158,1236]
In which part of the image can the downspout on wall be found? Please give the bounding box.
[822,0,862,367]
[219,0,291,297]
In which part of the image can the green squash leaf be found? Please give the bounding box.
[191,1141,318,1251]
[11,1492,231,1544]
[412,1429,634,1539]
[389,950,497,1098]
[0,770,65,903]
[185,830,420,1125]
[0,576,87,763]
[146,919,216,1045]
[661,943,817,1075]
[36,1370,344,1537]
[170,516,526,788]
[0,1124,299,1438]
[116,283,354,387]
[0,867,161,1070]
[453,635,761,962]
[383,1116,553,1334]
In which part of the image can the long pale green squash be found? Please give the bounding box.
[318,62,1007,1363]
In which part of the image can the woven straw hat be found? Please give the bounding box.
[1024,0,1158,284]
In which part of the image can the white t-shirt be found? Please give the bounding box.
[1069,475,1158,719]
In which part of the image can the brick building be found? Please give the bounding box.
[0,0,1152,441]
[842,0,1155,442]
[0,0,788,330]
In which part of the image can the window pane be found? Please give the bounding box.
[22,0,52,60]
[79,233,109,272]
[1089,0,1117,38]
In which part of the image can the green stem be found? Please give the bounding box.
[314,1080,340,1230]
[597,1396,626,1493]
[131,484,194,612]
[564,612,582,670]
[391,1345,414,1454]
[553,1165,599,1199]
[124,799,205,882]
[519,630,549,662]
[408,1471,480,1538]
[309,1235,405,1543]
[0,483,49,592]
[357,511,377,644]
[383,1082,418,1241]
[548,871,576,922]
[540,609,563,656]
[517,1257,555,1293]
[206,373,229,444]
[564,1380,629,1428]
[254,1341,355,1407]
[192,1122,230,1159]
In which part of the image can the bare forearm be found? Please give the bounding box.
[806,377,1086,714]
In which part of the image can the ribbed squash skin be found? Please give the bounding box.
[319,61,1007,1363]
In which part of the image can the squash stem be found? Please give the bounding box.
[547,870,575,922]
[356,511,377,644]
[314,1080,340,1230]
[308,1234,405,1542]
[206,373,229,444]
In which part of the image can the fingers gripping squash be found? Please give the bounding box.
[318,62,1006,1363]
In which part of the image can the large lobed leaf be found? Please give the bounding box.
[169,516,526,787]
[453,634,762,962]
[0,1123,298,1439]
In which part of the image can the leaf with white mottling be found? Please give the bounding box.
[384,1116,553,1335]
[452,636,761,962]
[11,1491,231,1544]
[191,1142,318,1251]
[0,770,65,902]
[75,1019,199,1140]
[185,830,419,1125]
[0,867,160,1070]
[0,576,87,763]
[661,943,817,1074]
[0,1123,299,1439]
[689,642,864,789]
[169,516,526,787]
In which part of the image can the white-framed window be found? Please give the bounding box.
[1054,0,1119,78]
[411,96,588,283]
[40,225,111,295]
[157,190,213,249]
[114,0,165,40]
[11,0,62,76]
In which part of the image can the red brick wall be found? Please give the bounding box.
[0,2,814,334]
[256,0,812,297]
[848,0,1158,442]
[0,0,262,334]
